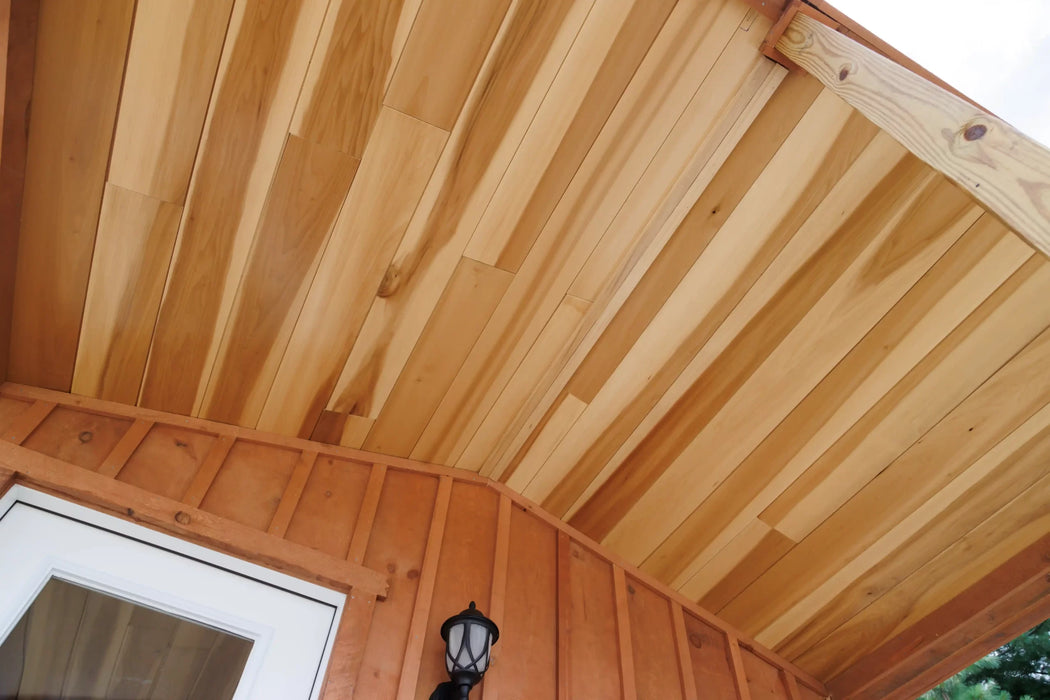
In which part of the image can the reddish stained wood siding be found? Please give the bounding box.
[0,386,824,699]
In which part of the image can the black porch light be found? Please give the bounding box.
[429,601,500,700]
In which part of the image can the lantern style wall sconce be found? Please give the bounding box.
[429,601,500,700]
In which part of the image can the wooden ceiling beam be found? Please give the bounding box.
[775,11,1050,259]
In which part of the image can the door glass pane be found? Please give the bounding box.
[0,577,253,699]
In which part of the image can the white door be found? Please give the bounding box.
[0,485,344,699]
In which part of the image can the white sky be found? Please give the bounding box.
[829,0,1050,147]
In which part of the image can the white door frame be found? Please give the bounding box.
[0,485,345,699]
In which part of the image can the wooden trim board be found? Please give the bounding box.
[0,438,389,597]
[776,12,1050,259]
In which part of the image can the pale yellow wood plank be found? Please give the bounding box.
[768,257,1050,543]
[323,0,595,427]
[339,415,375,449]
[72,185,183,404]
[462,0,684,268]
[721,318,1050,636]
[656,217,1034,591]
[523,92,881,509]
[384,0,513,130]
[8,0,134,390]
[460,294,591,477]
[256,107,447,436]
[413,1,762,467]
[480,65,791,487]
[107,0,235,203]
[677,519,773,600]
[363,257,514,456]
[290,0,421,157]
[200,135,359,426]
[138,0,330,415]
[508,393,588,494]
[603,163,980,565]
[778,13,1050,259]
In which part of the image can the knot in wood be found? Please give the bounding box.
[78,430,93,443]
[964,124,987,141]
[838,66,850,81]
[688,633,703,649]
[174,510,192,525]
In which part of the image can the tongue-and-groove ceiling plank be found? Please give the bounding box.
[5,0,1049,689]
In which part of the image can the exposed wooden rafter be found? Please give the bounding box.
[775,11,1050,259]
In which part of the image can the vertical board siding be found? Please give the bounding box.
[627,577,686,700]
[415,481,500,697]
[283,457,371,557]
[356,469,439,698]
[0,389,823,699]
[117,425,217,501]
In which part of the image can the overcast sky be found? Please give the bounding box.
[830,0,1050,147]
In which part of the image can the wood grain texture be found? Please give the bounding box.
[0,383,827,698]
[72,185,183,404]
[778,13,1050,259]
[384,0,513,130]
[139,0,328,414]
[0,0,35,385]
[10,0,1050,690]
[0,437,389,596]
[258,107,447,436]
[8,0,134,390]
[107,0,235,203]
[201,135,359,425]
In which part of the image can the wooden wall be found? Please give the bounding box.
[0,383,826,700]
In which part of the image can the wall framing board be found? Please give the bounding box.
[0,382,825,699]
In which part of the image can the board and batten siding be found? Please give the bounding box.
[0,383,825,700]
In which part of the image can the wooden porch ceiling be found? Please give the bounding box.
[3,0,1050,689]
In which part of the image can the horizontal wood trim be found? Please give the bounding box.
[0,438,389,597]
[776,12,1050,259]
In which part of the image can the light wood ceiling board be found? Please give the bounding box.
[506,393,588,492]
[384,0,513,130]
[597,164,978,565]
[551,72,821,412]
[464,0,680,271]
[324,0,593,430]
[721,315,1050,637]
[414,1,755,466]
[648,217,1032,589]
[459,294,591,476]
[363,257,513,456]
[785,401,1050,675]
[475,40,790,485]
[138,0,329,415]
[566,9,776,302]
[256,107,446,436]
[779,13,1050,259]
[7,0,134,391]
[201,136,359,425]
[107,0,235,204]
[810,472,1050,685]
[542,96,886,519]
[701,528,795,613]
[677,519,774,603]
[764,258,1050,542]
[290,0,421,158]
[0,0,37,385]
[71,184,183,404]
[528,94,880,514]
